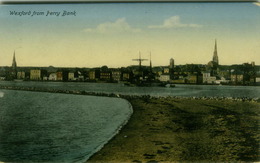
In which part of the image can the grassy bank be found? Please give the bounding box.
[88,97,260,162]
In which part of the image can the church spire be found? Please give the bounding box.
[213,39,219,65]
[12,51,17,69]
[11,50,17,79]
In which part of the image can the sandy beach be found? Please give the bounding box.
[88,97,260,162]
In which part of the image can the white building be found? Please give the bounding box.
[49,73,57,81]
[159,74,170,82]
[203,72,216,84]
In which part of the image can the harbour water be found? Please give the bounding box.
[0,81,259,98]
[0,89,133,162]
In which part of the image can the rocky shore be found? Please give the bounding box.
[0,85,259,162]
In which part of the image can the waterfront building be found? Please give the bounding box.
[202,72,217,84]
[68,72,75,81]
[89,70,100,80]
[122,72,131,81]
[49,73,57,81]
[187,74,203,84]
[100,72,111,81]
[159,74,170,82]
[111,71,121,82]
[30,70,41,80]
[56,72,63,81]
[89,71,96,80]
[217,70,231,80]
[17,71,25,80]
[231,73,244,84]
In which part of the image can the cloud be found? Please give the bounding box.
[148,16,202,29]
[84,18,141,34]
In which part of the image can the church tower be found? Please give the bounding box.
[212,39,219,65]
[169,58,174,80]
[11,51,17,79]
[12,51,17,69]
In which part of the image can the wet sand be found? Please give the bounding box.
[88,97,260,162]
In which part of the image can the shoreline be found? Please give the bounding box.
[80,98,134,163]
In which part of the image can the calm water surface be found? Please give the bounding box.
[0,81,259,98]
[0,89,132,162]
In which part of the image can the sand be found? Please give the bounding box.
[88,97,260,162]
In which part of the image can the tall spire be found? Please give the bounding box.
[212,39,219,65]
[12,51,17,69]
[11,50,17,79]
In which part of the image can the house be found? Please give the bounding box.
[17,71,25,80]
[231,73,243,84]
[159,74,170,82]
[122,72,130,81]
[100,72,111,81]
[202,72,216,84]
[49,73,57,81]
[30,70,41,80]
[187,74,203,84]
[56,72,63,81]
[89,70,100,80]
[111,71,121,81]
[68,72,75,81]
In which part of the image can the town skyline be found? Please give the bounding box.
[0,3,259,67]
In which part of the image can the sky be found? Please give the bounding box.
[0,2,259,68]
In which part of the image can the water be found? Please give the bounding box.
[0,89,133,162]
[0,81,259,98]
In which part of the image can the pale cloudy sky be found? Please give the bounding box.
[0,2,259,68]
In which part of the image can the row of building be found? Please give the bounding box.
[1,62,259,86]
[1,40,259,85]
